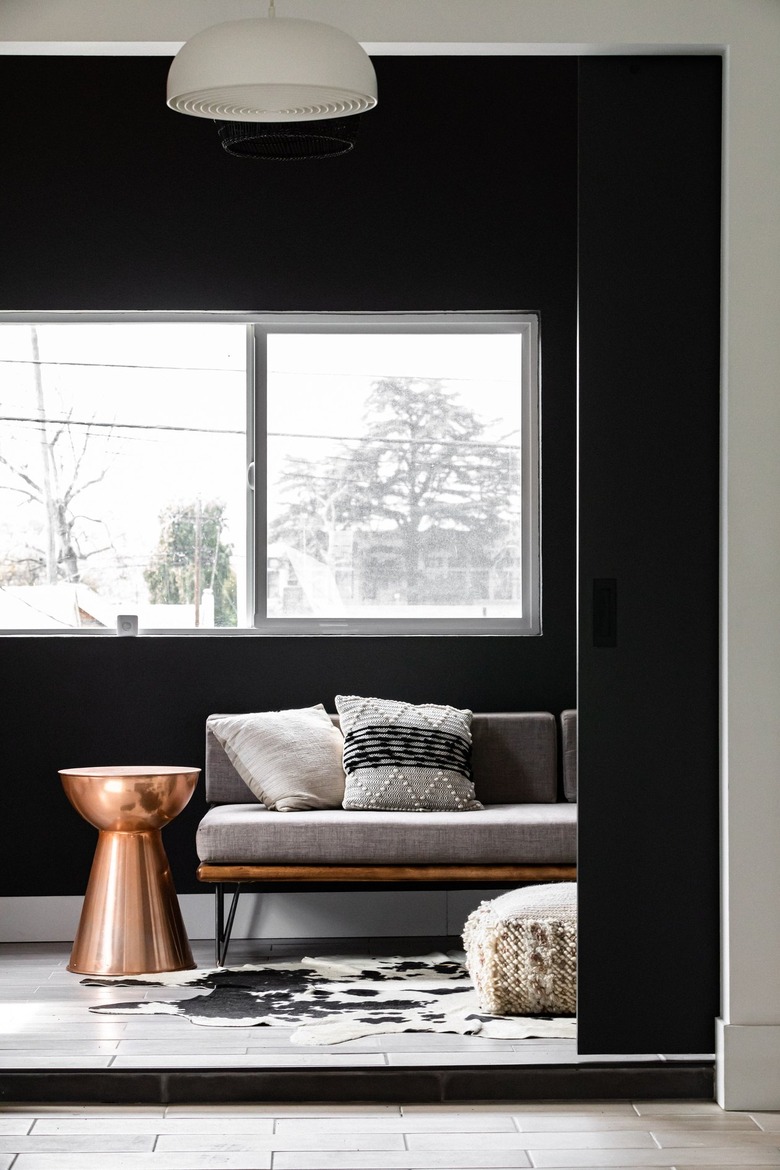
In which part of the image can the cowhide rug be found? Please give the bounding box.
[82,951,576,1046]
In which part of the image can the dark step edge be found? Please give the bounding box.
[0,1060,714,1105]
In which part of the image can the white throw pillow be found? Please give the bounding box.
[335,694,483,812]
[208,705,345,812]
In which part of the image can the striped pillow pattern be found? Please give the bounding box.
[335,695,483,812]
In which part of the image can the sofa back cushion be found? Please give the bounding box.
[560,709,577,802]
[205,710,558,806]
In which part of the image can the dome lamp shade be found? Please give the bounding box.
[166,16,378,124]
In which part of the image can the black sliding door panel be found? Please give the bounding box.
[577,56,721,1055]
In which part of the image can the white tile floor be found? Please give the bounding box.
[0,939,736,1168]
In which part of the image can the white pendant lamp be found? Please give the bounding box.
[166,4,378,124]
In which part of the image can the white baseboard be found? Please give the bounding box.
[0,891,496,945]
[716,1019,780,1110]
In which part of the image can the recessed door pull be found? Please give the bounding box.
[593,578,617,647]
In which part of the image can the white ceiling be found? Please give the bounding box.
[0,0,727,54]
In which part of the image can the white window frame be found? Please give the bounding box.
[0,310,540,636]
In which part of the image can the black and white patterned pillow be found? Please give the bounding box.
[335,695,483,812]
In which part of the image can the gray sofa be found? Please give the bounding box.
[196,710,577,964]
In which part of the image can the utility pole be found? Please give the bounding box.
[31,327,58,583]
[193,497,202,627]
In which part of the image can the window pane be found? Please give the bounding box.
[0,323,246,629]
[266,332,524,621]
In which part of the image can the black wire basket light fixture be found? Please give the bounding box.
[215,115,362,160]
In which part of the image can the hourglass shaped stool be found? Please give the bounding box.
[59,765,200,976]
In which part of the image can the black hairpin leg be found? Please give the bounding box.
[214,883,241,967]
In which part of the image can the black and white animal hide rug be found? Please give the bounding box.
[83,951,576,1046]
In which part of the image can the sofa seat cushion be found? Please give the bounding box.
[195,803,576,866]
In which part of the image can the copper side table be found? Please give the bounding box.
[59,765,200,976]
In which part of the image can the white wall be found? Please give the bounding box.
[0,890,495,946]
[3,0,779,1109]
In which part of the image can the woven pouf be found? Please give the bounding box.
[463,882,577,1016]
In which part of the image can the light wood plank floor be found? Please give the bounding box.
[0,1100,777,1168]
[0,938,710,1070]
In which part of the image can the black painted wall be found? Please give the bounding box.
[577,56,721,1053]
[0,56,578,899]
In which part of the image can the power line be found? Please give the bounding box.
[0,415,243,435]
[0,358,514,384]
[0,416,520,448]
[269,431,520,450]
[0,359,243,373]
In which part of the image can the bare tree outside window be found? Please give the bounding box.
[0,326,118,588]
[0,322,245,629]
